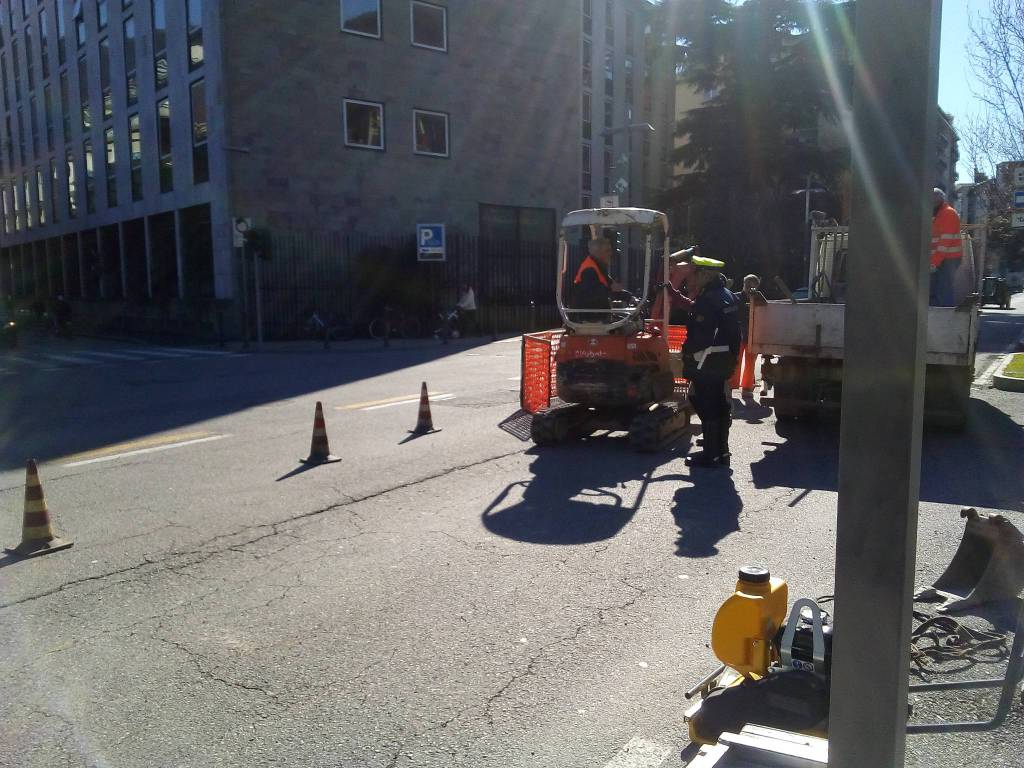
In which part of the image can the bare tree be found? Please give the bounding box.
[964,0,1024,175]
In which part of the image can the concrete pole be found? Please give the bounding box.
[829,2,941,768]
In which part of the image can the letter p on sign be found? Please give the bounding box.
[416,223,446,262]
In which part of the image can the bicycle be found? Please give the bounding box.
[368,305,421,341]
[302,310,355,346]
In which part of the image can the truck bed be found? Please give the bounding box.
[749,301,978,368]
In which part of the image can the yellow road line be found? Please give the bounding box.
[58,430,216,464]
[335,393,449,411]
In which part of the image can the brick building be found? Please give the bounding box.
[0,1,675,335]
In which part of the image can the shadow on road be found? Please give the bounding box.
[0,337,497,471]
[669,469,743,558]
[750,398,1024,511]
[482,438,690,545]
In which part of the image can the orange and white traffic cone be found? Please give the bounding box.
[301,401,341,464]
[411,382,438,435]
[12,460,73,558]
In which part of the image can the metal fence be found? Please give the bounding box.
[247,230,561,340]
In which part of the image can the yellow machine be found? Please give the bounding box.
[686,566,831,745]
[711,566,788,679]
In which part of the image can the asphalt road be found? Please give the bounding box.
[1,296,1022,768]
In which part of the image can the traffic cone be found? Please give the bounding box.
[12,460,73,558]
[915,508,1024,612]
[411,382,439,436]
[301,402,341,464]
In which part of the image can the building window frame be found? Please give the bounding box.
[343,98,384,151]
[340,0,381,40]
[186,0,203,70]
[155,96,172,192]
[123,16,137,106]
[412,108,448,158]
[190,77,208,183]
[410,1,447,53]
[128,111,141,200]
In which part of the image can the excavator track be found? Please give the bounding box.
[530,404,591,446]
[629,402,693,452]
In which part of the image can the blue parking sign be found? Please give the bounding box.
[1014,190,1024,210]
[417,223,446,262]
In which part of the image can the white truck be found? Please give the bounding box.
[750,227,979,429]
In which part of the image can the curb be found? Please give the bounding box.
[993,354,1024,393]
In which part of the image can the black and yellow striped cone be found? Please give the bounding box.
[13,460,73,558]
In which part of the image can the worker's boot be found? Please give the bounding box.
[686,420,721,468]
[718,416,732,468]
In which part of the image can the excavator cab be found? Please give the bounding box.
[528,208,692,450]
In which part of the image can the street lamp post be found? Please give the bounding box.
[601,122,655,208]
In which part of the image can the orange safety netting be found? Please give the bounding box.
[521,330,563,414]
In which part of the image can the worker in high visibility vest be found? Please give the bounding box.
[930,187,963,307]
[572,237,623,311]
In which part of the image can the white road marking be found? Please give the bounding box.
[361,393,455,411]
[132,347,197,357]
[41,353,103,365]
[74,350,152,360]
[601,737,673,768]
[63,434,230,467]
[164,347,231,356]
[6,354,49,367]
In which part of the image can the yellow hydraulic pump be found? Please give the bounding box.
[710,566,788,678]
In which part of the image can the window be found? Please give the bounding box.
[582,38,592,89]
[156,97,171,191]
[128,113,141,199]
[583,0,592,37]
[123,16,136,105]
[39,8,49,80]
[59,69,70,138]
[99,36,111,119]
[343,98,383,150]
[581,194,592,210]
[190,78,207,183]
[56,1,66,65]
[66,150,77,218]
[1,53,8,110]
[582,144,591,191]
[12,177,20,229]
[582,92,591,140]
[340,0,380,38]
[21,0,28,20]
[16,106,24,165]
[1,185,9,234]
[83,138,95,212]
[103,125,115,205]
[49,157,58,222]
[187,0,203,69]
[603,146,612,194]
[97,0,108,30]
[151,0,167,89]
[604,48,613,98]
[413,109,448,157]
[411,2,446,52]
[24,25,33,89]
[23,173,31,227]
[43,83,54,150]
[604,97,612,130]
[4,115,12,170]
[605,0,613,45]
[624,56,633,105]
[35,166,44,225]
[74,0,86,47]
[478,204,555,248]
[625,10,634,54]
[28,93,37,156]
[78,54,90,130]
[12,38,20,102]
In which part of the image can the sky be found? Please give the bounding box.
[938,1,982,180]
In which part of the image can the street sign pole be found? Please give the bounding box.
[829,2,940,767]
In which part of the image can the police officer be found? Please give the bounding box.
[661,256,741,467]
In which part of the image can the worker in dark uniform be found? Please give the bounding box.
[660,256,741,467]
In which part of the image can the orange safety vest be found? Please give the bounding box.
[573,256,610,286]
[931,203,962,268]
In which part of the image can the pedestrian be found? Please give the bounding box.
[456,283,477,336]
[659,256,741,468]
[729,274,766,397]
[930,188,962,306]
